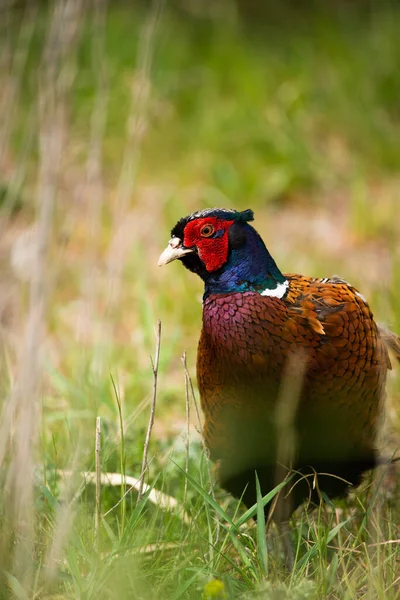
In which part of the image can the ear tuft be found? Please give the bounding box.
[236,209,254,222]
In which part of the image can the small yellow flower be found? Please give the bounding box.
[202,578,227,599]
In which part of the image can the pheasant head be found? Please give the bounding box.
[158,208,287,300]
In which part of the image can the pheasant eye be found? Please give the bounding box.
[200,224,214,237]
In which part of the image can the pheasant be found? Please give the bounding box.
[159,207,400,516]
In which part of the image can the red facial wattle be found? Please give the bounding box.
[183,217,234,273]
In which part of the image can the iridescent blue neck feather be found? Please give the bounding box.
[202,223,286,300]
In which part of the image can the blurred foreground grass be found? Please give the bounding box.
[0,1,400,598]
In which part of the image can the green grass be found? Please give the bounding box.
[0,1,400,598]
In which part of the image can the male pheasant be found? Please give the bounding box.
[159,208,400,515]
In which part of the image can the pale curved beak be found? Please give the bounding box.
[158,237,195,267]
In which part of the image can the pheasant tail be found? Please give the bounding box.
[378,325,400,364]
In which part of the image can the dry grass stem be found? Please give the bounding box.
[79,0,108,339]
[0,3,37,198]
[181,352,220,544]
[269,351,307,527]
[182,350,190,506]
[106,0,164,308]
[95,416,102,552]
[0,0,85,587]
[137,319,161,502]
[43,441,84,586]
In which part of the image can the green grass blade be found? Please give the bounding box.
[235,476,294,527]
[255,472,268,577]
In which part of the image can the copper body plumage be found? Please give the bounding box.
[199,277,389,510]
[159,208,399,515]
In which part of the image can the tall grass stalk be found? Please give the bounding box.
[111,374,127,535]
[95,415,102,553]
[0,0,84,592]
[138,319,161,503]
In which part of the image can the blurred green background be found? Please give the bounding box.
[1,0,400,597]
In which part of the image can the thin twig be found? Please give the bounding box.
[95,416,102,553]
[137,320,161,503]
[181,352,220,544]
[110,374,127,532]
[182,350,190,506]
